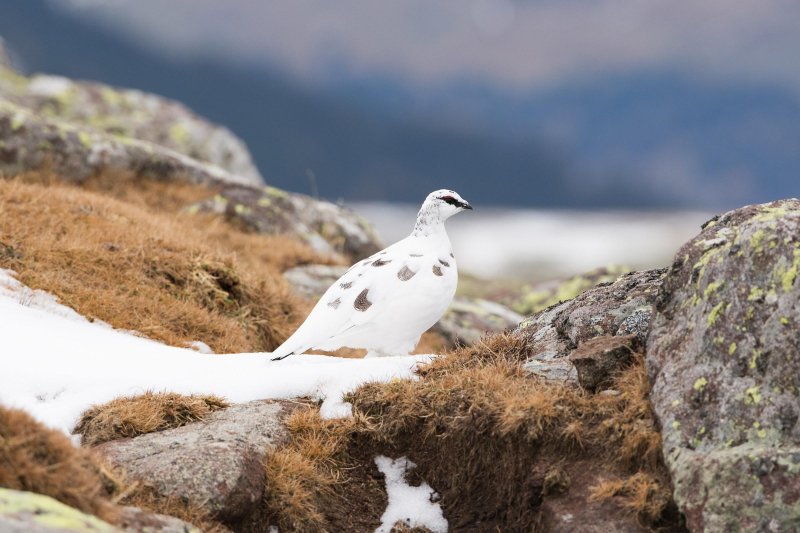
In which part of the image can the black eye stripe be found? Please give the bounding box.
[439,195,461,206]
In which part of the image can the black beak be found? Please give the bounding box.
[462,201,473,210]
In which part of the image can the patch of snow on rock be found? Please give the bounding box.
[375,455,448,533]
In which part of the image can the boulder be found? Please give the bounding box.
[516,269,664,384]
[435,297,524,346]
[0,99,255,188]
[194,186,381,259]
[512,265,630,316]
[95,400,292,524]
[0,63,261,183]
[0,488,116,533]
[647,199,800,532]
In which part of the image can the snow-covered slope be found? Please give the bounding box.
[0,270,430,435]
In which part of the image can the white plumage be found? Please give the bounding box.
[271,189,472,360]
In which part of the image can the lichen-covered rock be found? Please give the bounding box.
[0,99,256,188]
[516,269,664,383]
[435,297,524,346]
[0,63,261,183]
[194,185,381,258]
[95,400,291,524]
[0,488,116,533]
[512,265,630,316]
[647,199,800,532]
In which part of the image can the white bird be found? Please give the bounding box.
[271,189,472,360]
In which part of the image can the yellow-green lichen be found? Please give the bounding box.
[0,488,115,532]
[672,420,681,430]
[704,280,724,298]
[233,203,251,215]
[747,287,764,301]
[744,385,762,405]
[694,376,708,392]
[707,301,726,327]
[169,122,191,146]
[780,317,790,325]
[77,131,93,148]
[749,350,761,370]
[728,342,737,356]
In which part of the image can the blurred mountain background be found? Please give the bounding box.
[1,0,797,209]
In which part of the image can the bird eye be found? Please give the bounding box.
[439,195,460,206]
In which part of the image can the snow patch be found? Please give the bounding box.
[0,269,87,322]
[375,455,448,533]
[0,273,431,435]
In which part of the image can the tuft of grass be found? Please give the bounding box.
[263,408,387,533]
[0,179,315,352]
[0,406,118,523]
[261,332,680,530]
[75,392,229,446]
[347,335,676,529]
[590,471,674,526]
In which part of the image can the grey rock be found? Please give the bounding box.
[192,185,381,259]
[0,63,261,183]
[516,269,665,384]
[0,99,256,188]
[435,297,524,346]
[284,264,348,299]
[0,488,116,532]
[95,400,291,523]
[647,198,800,532]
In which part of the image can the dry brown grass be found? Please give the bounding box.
[0,405,118,523]
[263,408,387,533]
[0,179,316,353]
[261,333,680,531]
[347,335,675,528]
[75,392,229,445]
[119,483,230,533]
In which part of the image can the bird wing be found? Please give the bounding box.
[271,238,425,359]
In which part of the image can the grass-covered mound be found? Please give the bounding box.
[0,178,329,353]
[76,392,229,446]
[263,334,682,532]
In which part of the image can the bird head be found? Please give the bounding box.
[423,189,473,219]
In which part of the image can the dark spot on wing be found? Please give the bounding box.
[354,289,372,311]
[432,265,443,277]
[340,281,353,289]
[372,258,392,267]
[327,297,341,309]
[449,252,454,258]
[410,253,423,257]
[438,259,450,267]
[397,266,416,281]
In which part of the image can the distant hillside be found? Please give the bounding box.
[3,0,797,208]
